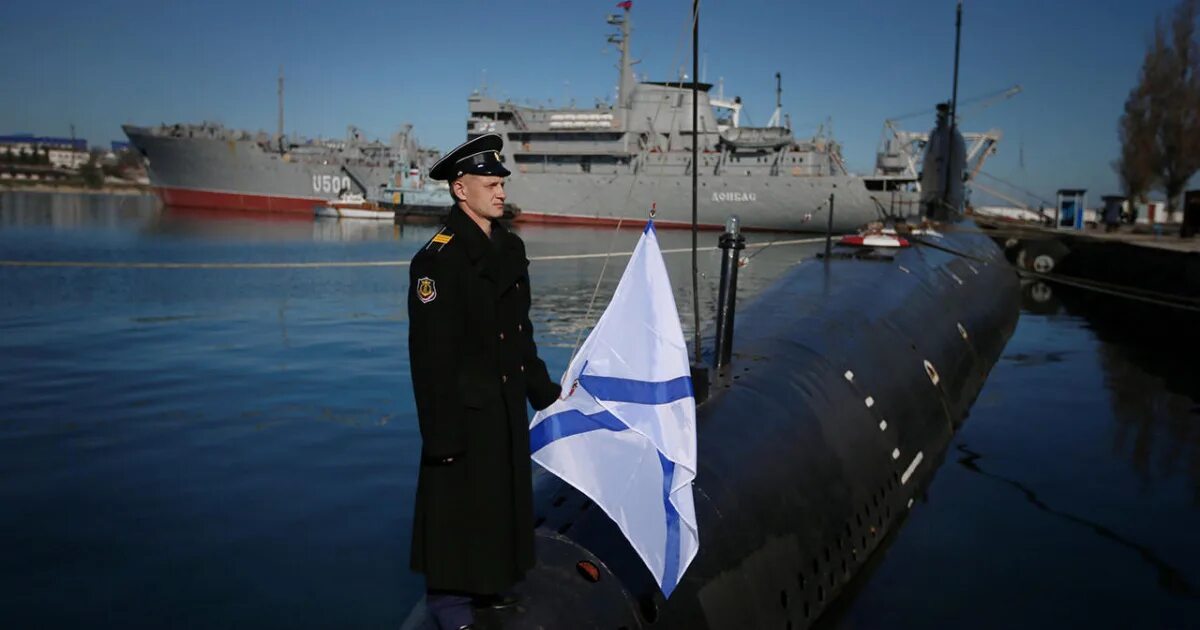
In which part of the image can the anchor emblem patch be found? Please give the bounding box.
[416,277,437,304]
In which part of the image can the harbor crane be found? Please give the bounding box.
[885,84,1023,127]
[873,84,1022,181]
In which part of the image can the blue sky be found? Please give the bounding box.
[1,0,1191,204]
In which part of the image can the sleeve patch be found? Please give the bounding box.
[416,277,437,303]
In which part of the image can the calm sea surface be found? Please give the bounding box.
[1,192,1197,628]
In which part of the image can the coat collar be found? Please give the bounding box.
[445,205,527,289]
[445,205,492,263]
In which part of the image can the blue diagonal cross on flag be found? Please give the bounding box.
[530,221,698,597]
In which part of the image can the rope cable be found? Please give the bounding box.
[1020,269,1200,313]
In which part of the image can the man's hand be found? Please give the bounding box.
[560,379,579,400]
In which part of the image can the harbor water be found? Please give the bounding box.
[1,192,1198,627]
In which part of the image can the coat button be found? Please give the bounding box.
[502,374,508,383]
[499,332,505,340]
[518,324,523,332]
[520,365,525,372]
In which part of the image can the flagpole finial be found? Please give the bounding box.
[649,202,657,219]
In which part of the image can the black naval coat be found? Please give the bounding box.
[407,205,561,594]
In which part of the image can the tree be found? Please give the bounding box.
[1115,80,1157,206]
[79,154,103,189]
[1155,0,1200,218]
[1120,0,1200,229]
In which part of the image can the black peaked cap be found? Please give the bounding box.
[428,133,511,181]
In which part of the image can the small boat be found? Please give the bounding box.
[839,233,911,248]
[314,192,395,220]
[839,222,914,248]
[383,181,454,215]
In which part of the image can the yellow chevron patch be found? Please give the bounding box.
[431,233,453,245]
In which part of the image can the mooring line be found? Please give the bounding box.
[0,237,827,270]
[1019,269,1200,312]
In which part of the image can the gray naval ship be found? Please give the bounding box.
[123,74,450,214]
[469,4,998,232]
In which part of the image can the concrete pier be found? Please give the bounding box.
[976,216,1200,303]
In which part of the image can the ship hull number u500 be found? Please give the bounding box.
[312,175,352,194]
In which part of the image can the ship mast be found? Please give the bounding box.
[607,2,635,110]
[767,72,782,128]
[942,0,963,213]
[277,66,285,147]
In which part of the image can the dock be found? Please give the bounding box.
[974,216,1200,305]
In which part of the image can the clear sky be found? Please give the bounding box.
[1,0,1192,205]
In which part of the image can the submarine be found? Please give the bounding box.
[404,5,1018,627]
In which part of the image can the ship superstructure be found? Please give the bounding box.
[466,4,932,232]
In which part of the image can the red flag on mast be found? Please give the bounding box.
[617,1,632,9]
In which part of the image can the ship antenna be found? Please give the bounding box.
[776,72,782,113]
[942,0,963,212]
[690,0,701,366]
[277,65,285,149]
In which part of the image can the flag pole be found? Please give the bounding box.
[687,0,709,403]
[690,0,700,364]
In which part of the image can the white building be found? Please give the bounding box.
[47,149,89,169]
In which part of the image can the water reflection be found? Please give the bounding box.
[954,442,1197,597]
[152,207,317,241]
[312,216,404,242]
[1024,281,1200,505]
[0,190,159,230]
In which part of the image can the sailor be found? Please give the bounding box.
[407,133,561,630]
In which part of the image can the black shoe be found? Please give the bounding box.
[472,593,519,609]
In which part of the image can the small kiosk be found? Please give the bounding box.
[1056,189,1087,230]
[1184,189,1199,238]
[1101,195,1126,232]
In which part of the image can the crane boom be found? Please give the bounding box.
[886,84,1022,125]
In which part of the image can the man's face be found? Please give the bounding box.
[453,174,506,220]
